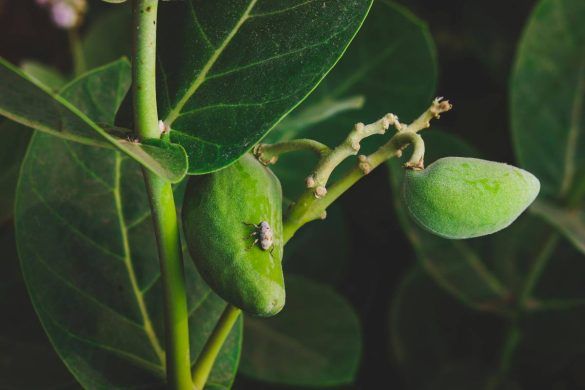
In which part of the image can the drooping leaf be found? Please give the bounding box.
[388,131,511,311]
[14,61,241,387]
[270,0,437,148]
[0,225,76,389]
[15,133,242,389]
[21,60,68,92]
[0,61,69,223]
[240,275,361,387]
[157,0,373,174]
[511,0,585,200]
[0,57,188,183]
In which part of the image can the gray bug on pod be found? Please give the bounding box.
[245,221,274,252]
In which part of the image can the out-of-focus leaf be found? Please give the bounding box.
[14,59,241,386]
[157,0,373,173]
[390,267,510,390]
[270,0,437,148]
[283,205,350,285]
[530,199,585,255]
[240,275,361,387]
[82,6,132,69]
[21,61,67,92]
[511,0,585,200]
[0,58,188,183]
[16,133,242,388]
[0,225,77,389]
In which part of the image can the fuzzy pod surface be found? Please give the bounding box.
[182,154,285,317]
[403,157,540,239]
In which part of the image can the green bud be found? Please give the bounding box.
[182,154,285,317]
[403,157,540,239]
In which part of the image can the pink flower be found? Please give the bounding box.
[50,1,79,29]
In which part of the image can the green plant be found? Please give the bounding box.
[1,0,583,389]
[402,157,540,239]
[182,154,285,318]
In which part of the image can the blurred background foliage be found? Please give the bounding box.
[1,0,584,389]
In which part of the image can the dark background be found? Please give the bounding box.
[0,0,539,388]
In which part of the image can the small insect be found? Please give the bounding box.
[244,221,274,253]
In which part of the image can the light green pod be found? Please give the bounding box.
[182,154,285,317]
[403,157,540,239]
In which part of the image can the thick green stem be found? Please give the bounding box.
[133,1,192,388]
[192,305,241,389]
[143,174,193,389]
[133,0,160,140]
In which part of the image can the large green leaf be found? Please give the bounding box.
[14,60,242,387]
[270,0,437,147]
[240,275,361,387]
[157,0,373,174]
[0,225,76,389]
[15,134,242,388]
[0,58,188,183]
[511,0,585,200]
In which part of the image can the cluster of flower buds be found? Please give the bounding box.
[36,0,87,30]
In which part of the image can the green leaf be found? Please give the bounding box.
[82,6,132,69]
[240,275,361,387]
[530,199,585,255]
[390,267,511,390]
[0,225,76,389]
[511,0,585,200]
[0,57,188,183]
[157,0,373,174]
[271,0,437,147]
[388,131,511,311]
[0,121,31,224]
[15,132,242,388]
[21,61,68,92]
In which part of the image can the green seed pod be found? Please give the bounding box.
[182,154,285,317]
[403,157,540,239]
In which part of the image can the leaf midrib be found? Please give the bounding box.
[113,153,166,367]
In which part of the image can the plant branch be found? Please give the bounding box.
[283,129,425,243]
[68,28,86,76]
[253,139,330,165]
[133,1,192,388]
[192,305,242,389]
[305,113,397,198]
[520,232,560,307]
[282,98,451,243]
